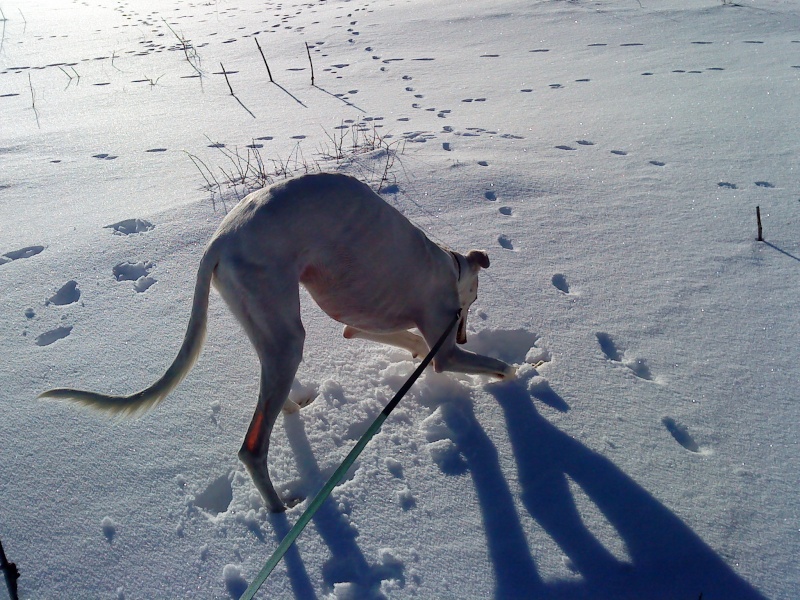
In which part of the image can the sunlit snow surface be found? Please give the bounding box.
[1,0,798,598]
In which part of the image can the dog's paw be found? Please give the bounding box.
[287,379,319,411]
[282,399,301,415]
[283,494,305,510]
[498,364,518,380]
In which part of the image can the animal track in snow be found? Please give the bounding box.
[1,245,44,265]
[551,273,570,294]
[499,206,513,216]
[101,516,117,543]
[718,182,737,189]
[596,332,654,381]
[36,326,73,346]
[193,473,234,515]
[755,181,775,188]
[484,191,497,201]
[661,417,701,453]
[46,280,81,306]
[104,218,154,235]
[113,261,156,292]
[114,260,152,281]
[611,150,628,156]
[421,407,467,475]
[649,160,666,167]
[498,235,514,250]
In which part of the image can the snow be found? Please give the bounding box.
[1,0,798,598]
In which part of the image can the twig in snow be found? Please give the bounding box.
[219,62,256,118]
[1,9,7,56]
[255,37,273,83]
[220,62,235,95]
[162,18,203,79]
[0,537,20,600]
[756,206,763,241]
[58,66,81,89]
[305,41,315,86]
[28,73,40,128]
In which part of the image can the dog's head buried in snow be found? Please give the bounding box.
[39,172,515,512]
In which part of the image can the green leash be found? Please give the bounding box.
[241,310,461,600]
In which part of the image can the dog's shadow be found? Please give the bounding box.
[265,323,765,599]
[426,375,767,599]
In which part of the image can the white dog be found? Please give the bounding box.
[40,173,514,512]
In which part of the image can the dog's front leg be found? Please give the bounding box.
[435,345,516,379]
[422,314,515,379]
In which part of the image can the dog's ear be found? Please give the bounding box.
[466,249,490,270]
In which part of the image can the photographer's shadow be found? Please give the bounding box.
[435,375,766,599]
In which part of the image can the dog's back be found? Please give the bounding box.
[211,173,455,332]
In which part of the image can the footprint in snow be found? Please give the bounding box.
[36,325,73,346]
[421,406,468,475]
[498,235,514,250]
[499,206,513,216]
[484,190,497,201]
[192,472,234,516]
[1,245,44,265]
[114,261,156,293]
[661,417,701,453]
[596,332,654,381]
[755,181,775,188]
[101,516,117,543]
[104,218,154,235]
[718,182,737,190]
[46,280,81,306]
[551,273,570,294]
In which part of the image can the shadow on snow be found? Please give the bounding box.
[267,359,765,600]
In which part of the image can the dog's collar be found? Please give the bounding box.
[450,251,462,281]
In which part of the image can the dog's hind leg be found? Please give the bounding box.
[216,264,305,512]
[239,361,300,512]
[342,326,429,358]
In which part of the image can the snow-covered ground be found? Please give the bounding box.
[1,0,798,598]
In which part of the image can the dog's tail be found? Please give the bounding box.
[38,248,218,418]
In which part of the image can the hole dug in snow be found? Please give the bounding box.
[462,328,540,365]
[194,473,234,516]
